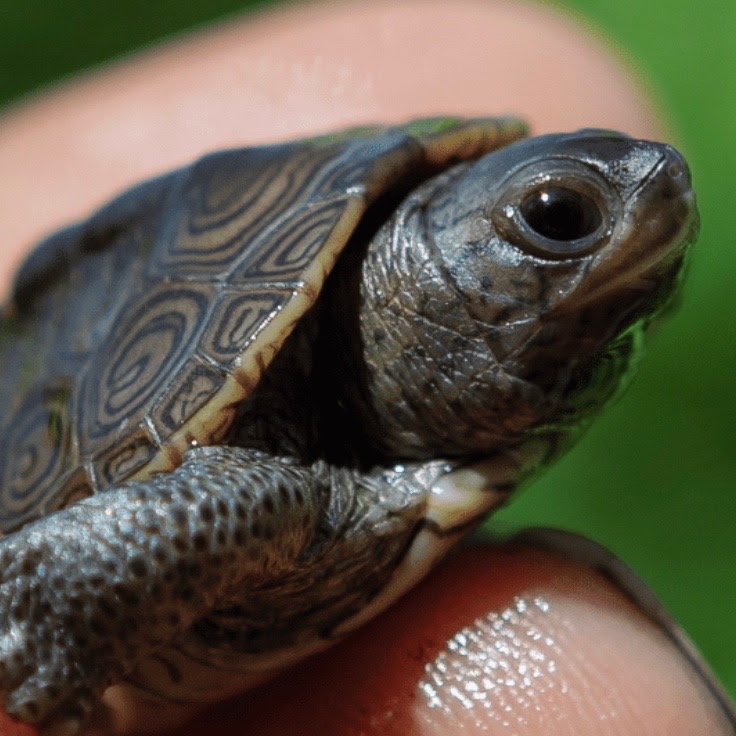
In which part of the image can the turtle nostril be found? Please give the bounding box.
[649,147,693,202]
[662,147,692,189]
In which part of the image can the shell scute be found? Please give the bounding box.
[149,358,227,438]
[76,281,214,455]
[90,423,158,487]
[202,288,295,366]
[147,143,337,280]
[227,195,354,285]
[0,382,73,512]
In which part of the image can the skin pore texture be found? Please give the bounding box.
[0,1,732,735]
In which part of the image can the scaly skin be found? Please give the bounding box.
[0,447,433,733]
[0,448,320,727]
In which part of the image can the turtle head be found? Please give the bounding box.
[431,129,697,395]
[346,130,697,470]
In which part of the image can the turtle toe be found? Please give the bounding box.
[0,639,85,729]
[5,669,96,733]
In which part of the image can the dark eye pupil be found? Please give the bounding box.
[520,187,602,242]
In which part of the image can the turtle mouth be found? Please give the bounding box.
[579,201,696,339]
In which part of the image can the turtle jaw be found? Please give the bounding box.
[623,174,699,330]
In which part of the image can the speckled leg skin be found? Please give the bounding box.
[0,447,327,735]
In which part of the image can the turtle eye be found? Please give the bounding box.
[520,186,602,243]
[491,161,618,259]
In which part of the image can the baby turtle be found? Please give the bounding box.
[0,117,697,733]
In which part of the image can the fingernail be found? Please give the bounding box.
[515,526,736,729]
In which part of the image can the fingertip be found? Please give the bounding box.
[408,541,735,735]
[0,0,665,282]
[177,541,733,735]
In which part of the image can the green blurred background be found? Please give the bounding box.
[1,0,734,698]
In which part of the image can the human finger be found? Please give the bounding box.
[177,535,736,735]
[0,0,664,293]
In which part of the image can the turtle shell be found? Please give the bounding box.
[0,117,526,533]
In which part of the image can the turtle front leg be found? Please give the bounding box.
[0,447,329,735]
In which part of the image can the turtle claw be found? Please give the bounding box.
[0,640,99,736]
[0,618,95,734]
[4,670,95,734]
[0,529,107,734]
